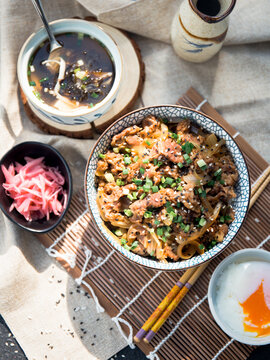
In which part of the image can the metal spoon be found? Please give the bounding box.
[31,0,62,53]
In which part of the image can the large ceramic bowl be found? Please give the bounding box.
[17,19,122,125]
[85,105,250,271]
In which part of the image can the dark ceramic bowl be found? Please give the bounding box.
[0,141,72,233]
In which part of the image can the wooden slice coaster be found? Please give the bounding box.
[20,18,145,138]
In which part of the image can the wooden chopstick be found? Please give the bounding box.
[134,268,197,342]
[143,262,209,343]
[134,170,270,343]
[250,168,270,208]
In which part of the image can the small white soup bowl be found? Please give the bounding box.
[208,248,270,345]
[17,19,122,125]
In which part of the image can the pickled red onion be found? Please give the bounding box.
[1,157,67,222]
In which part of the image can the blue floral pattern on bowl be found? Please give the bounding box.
[85,106,250,271]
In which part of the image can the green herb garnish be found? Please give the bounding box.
[123,168,129,175]
[182,141,194,155]
[199,218,207,227]
[140,167,145,175]
[144,211,153,218]
[133,179,143,186]
[124,209,133,217]
[99,153,105,159]
[124,157,131,165]
[91,92,99,99]
[197,159,207,170]
[152,185,159,193]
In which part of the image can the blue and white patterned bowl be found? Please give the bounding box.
[85,105,250,271]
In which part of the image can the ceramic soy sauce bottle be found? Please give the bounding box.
[171,0,236,63]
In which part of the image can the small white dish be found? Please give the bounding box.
[17,19,122,125]
[208,248,270,345]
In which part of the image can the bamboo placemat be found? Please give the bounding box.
[38,87,270,360]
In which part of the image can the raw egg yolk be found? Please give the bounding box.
[240,281,270,337]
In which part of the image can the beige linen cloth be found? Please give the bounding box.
[0,0,269,359]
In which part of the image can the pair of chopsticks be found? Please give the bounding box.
[134,263,208,343]
[134,166,270,344]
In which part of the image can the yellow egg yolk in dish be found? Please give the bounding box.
[240,281,270,337]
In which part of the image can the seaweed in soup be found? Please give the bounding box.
[28,32,115,111]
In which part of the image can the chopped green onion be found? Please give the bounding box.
[211,240,217,247]
[177,134,182,144]
[115,229,123,236]
[125,148,131,153]
[116,179,125,186]
[161,176,166,184]
[170,132,178,140]
[140,193,147,200]
[183,154,192,164]
[113,147,119,153]
[133,179,143,186]
[157,228,163,236]
[177,185,183,191]
[29,81,36,86]
[199,218,207,227]
[143,159,149,164]
[78,32,84,40]
[122,168,129,175]
[121,238,127,245]
[153,159,158,166]
[124,209,133,217]
[157,161,163,167]
[197,159,207,170]
[74,68,81,74]
[89,103,94,108]
[184,224,190,233]
[131,241,139,250]
[133,155,139,162]
[214,168,222,177]
[127,193,134,201]
[145,178,153,186]
[220,216,225,223]
[140,167,145,175]
[207,180,215,187]
[182,141,194,154]
[154,220,160,225]
[33,91,41,100]
[220,179,225,185]
[150,250,155,257]
[145,140,151,146]
[124,157,131,165]
[165,177,174,185]
[82,76,88,82]
[177,162,184,168]
[152,185,159,193]
[144,211,152,218]
[225,215,232,222]
[200,190,206,198]
[171,183,177,188]
[27,70,31,76]
[99,153,105,159]
[91,92,99,99]
[39,77,48,83]
[199,244,205,250]
[180,223,186,230]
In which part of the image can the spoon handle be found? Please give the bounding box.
[31,0,60,51]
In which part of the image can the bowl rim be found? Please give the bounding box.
[17,18,123,118]
[0,141,72,233]
[207,248,270,345]
[85,104,251,271]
